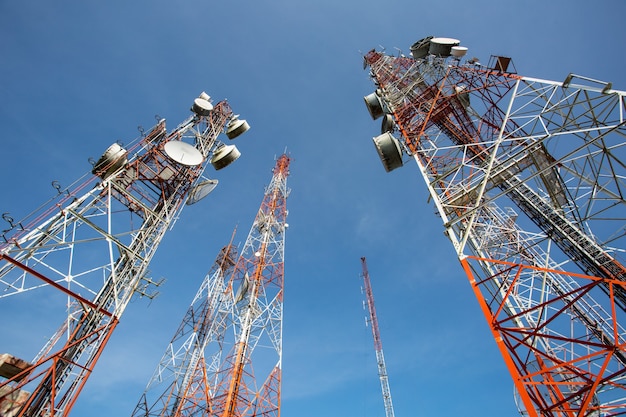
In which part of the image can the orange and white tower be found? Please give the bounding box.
[131,154,291,417]
[0,92,250,417]
[363,36,626,416]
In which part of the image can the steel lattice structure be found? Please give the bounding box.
[130,238,238,417]
[363,37,626,416]
[360,257,395,417]
[131,154,290,417]
[0,93,250,417]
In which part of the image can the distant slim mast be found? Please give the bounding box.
[361,257,395,417]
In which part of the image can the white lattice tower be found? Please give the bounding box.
[0,93,250,417]
[363,37,626,416]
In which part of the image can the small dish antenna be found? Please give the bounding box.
[410,36,433,59]
[163,141,204,166]
[210,144,241,170]
[451,46,468,58]
[226,115,251,139]
[428,37,460,57]
[364,91,384,120]
[381,114,395,133]
[372,132,403,172]
[92,143,128,179]
[191,92,213,116]
[186,178,219,205]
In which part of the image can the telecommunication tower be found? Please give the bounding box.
[360,257,395,417]
[130,235,238,417]
[0,92,251,417]
[131,154,291,417]
[363,36,626,416]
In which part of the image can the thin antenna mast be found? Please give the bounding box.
[361,257,396,417]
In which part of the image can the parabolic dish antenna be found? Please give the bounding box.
[186,178,219,205]
[210,144,241,170]
[429,37,460,57]
[381,114,395,134]
[163,140,204,166]
[226,115,251,139]
[451,46,468,57]
[372,132,403,172]
[364,91,384,120]
[92,142,128,179]
[191,97,213,116]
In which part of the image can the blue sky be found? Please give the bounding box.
[1,1,625,416]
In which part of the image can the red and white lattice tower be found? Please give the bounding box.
[130,236,238,417]
[360,257,395,417]
[0,92,250,417]
[363,36,626,416]
[131,154,290,417]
